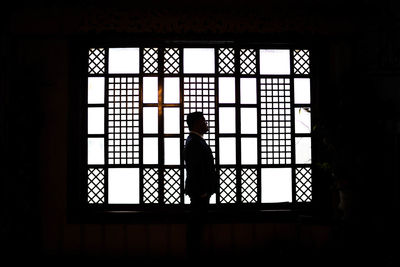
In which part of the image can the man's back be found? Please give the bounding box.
[184,133,218,198]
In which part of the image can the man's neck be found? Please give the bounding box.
[190,130,204,138]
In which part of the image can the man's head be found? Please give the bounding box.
[186,111,209,135]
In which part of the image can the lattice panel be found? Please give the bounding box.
[108,77,140,165]
[183,77,216,155]
[88,48,106,74]
[293,50,310,75]
[164,48,180,74]
[143,48,158,74]
[295,167,312,202]
[88,168,105,204]
[164,169,181,204]
[240,49,257,74]
[241,169,258,203]
[218,48,235,74]
[143,168,159,204]
[219,168,236,204]
[260,78,292,165]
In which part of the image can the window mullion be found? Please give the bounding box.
[214,47,220,204]
[139,47,144,205]
[234,46,241,204]
[290,48,296,204]
[256,48,261,204]
[158,47,165,205]
[179,53,185,205]
[104,47,109,205]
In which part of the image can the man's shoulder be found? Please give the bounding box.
[185,134,206,148]
[186,133,201,143]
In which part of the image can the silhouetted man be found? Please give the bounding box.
[184,111,218,260]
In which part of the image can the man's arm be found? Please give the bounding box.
[185,141,208,197]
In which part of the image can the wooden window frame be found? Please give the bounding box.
[67,37,319,223]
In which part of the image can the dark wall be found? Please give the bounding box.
[1,1,399,265]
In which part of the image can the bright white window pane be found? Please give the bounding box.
[259,49,290,75]
[108,168,140,204]
[88,77,104,104]
[219,77,235,103]
[164,107,180,134]
[241,108,257,134]
[88,107,104,134]
[219,107,235,133]
[219,138,236,164]
[240,78,257,104]
[164,138,180,165]
[143,138,158,164]
[183,48,215,73]
[185,194,191,205]
[241,138,257,164]
[143,77,158,103]
[294,78,311,104]
[295,107,311,133]
[296,137,312,164]
[184,170,191,204]
[209,194,216,204]
[88,138,104,164]
[261,168,292,203]
[164,77,180,104]
[108,48,139,74]
[143,107,158,133]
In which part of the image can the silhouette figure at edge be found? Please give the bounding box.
[184,111,218,262]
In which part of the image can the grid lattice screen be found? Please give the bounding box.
[183,77,216,155]
[260,78,292,165]
[108,77,140,165]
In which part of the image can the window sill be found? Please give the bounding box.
[68,205,330,225]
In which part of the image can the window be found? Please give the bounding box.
[83,44,313,212]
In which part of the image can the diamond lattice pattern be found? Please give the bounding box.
[143,48,158,74]
[240,49,257,74]
[88,48,105,74]
[220,168,236,203]
[143,168,159,203]
[295,167,312,202]
[293,50,310,75]
[218,48,235,74]
[241,169,258,203]
[88,168,105,204]
[164,48,180,74]
[164,169,181,204]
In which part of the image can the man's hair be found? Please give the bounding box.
[186,111,204,130]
